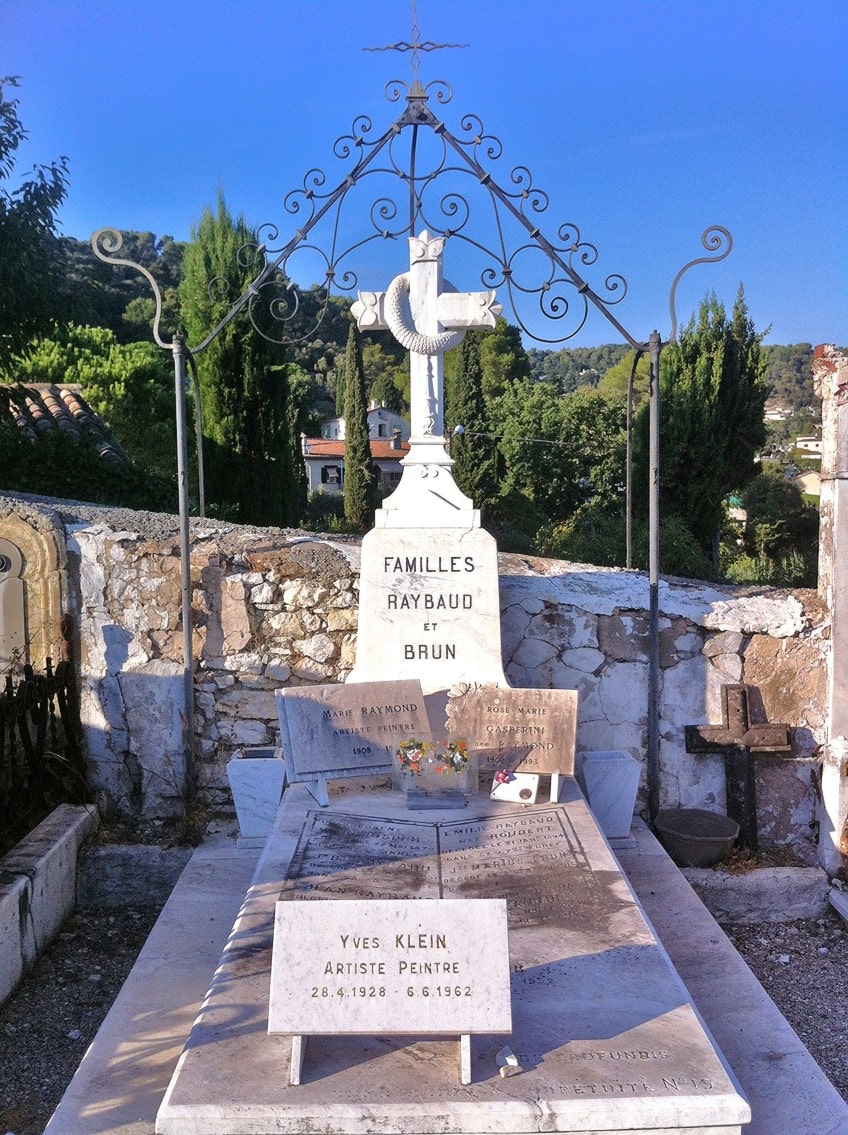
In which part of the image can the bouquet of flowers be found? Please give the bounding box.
[395,738,469,777]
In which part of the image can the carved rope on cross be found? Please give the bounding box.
[351,231,501,464]
[383,275,465,357]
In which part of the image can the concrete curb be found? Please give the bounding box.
[0,803,99,1006]
[681,865,831,923]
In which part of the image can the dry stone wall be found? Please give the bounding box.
[0,497,828,855]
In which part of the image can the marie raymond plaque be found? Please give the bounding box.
[276,680,429,781]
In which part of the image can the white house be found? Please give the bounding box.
[795,435,823,458]
[791,469,821,498]
[301,434,410,496]
[319,403,409,442]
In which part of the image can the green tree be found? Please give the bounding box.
[180,193,299,526]
[596,350,651,407]
[727,465,819,586]
[446,331,500,509]
[334,360,346,416]
[489,380,625,524]
[55,232,186,342]
[0,77,69,371]
[363,337,407,414]
[12,324,177,479]
[763,343,815,413]
[480,318,531,399]
[342,323,377,530]
[635,289,769,561]
[527,344,629,393]
[539,504,717,579]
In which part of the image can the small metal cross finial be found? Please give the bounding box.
[363,0,467,83]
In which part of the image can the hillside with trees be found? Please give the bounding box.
[0,77,829,576]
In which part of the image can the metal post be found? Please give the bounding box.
[625,350,643,570]
[646,330,662,821]
[172,335,195,796]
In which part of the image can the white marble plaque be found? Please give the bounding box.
[348,528,507,694]
[490,771,539,804]
[447,685,577,776]
[276,681,430,782]
[269,898,511,1036]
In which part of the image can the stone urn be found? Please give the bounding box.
[226,746,286,839]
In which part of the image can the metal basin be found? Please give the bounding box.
[654,807,740,868]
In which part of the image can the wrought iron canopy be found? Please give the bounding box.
[94,75,731,356]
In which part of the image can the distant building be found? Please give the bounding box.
[791,469,821,498]
[763,403,793,422]
[794,435,822,458]
[302,403,411,495]
[319,403,409,442]
[300,434,409,496]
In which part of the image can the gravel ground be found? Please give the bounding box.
[725,908,848,1101]
[0,906,162,1135]
[0,902,846,1135]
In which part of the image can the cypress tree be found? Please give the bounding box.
[180,193,300,526]
[634,288,768,560]
[448,331,500,509]
[342,323,377,530]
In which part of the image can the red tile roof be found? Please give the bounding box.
[302,438,410,459]
[1,383,127,463]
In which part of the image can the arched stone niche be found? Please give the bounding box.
[0,511,66,670]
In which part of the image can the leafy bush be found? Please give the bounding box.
[0,421,176,510]
[539,502,719,580]
[300,491,352,533]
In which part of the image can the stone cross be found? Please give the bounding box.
[351,230,501,471]
[685,683,792,851]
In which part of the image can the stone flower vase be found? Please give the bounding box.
[226,746,286,839]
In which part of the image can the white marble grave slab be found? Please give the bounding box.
[348,528,507,693]
[276,680,429,782]
[447,684,577,776]
[269,898,511,1036]
[157,780,750,1135]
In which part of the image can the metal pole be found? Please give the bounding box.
[172,335,195,797]
[625,350,643,570]
[647,330,662,821]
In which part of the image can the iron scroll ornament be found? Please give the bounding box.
[93,78,730,355]
[667,225,733,342]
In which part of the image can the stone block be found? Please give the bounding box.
[0,804,99,1006]
[742,635,827,732]
[597,660,647,726]
[597,612,647,662]
[682,866,830,923]
[0,873,29,1007]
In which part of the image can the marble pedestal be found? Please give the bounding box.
[157,778,749,1135]
[577,750,642,839]
[226,747,286,841]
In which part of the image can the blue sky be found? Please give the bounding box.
[4,0,846,349]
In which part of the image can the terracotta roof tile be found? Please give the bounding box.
[302,437,409,460]
[1,383,127,463]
